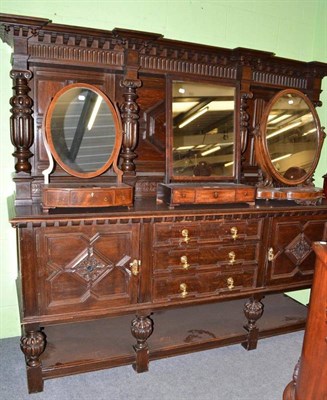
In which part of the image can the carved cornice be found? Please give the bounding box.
[1,13,327,83]
[0,13,50,46]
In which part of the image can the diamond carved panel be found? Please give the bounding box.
[67,246,113,286]
[285,233,312,265]
[42,227,138,312]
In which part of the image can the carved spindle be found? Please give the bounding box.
[10,70,34,173]
[131,314,153,372]
[240,92,253,154]
[242,297,264,350]
[119,78,142,174]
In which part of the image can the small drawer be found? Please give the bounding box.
[153,223,199,246]
[195,189,235,203]
[153,243,259,273]
[71,190,114,206]
[153,268,257,302]
[235,187,256,202]
[153,219,263,246]
[172,190,195,203]
[199,219,263,242]
[115,188,133,204]
[42,184,133,209]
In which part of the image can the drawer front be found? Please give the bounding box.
[70,189,115,206]
[153,243,259,273]
[153,268,257,302]
[43,187,133,208]
[172,189,195,203]
[195,189,235,203]
[153,219,263,246]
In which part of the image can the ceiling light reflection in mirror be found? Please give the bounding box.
[266,93,318,180]
[172,81,235,177]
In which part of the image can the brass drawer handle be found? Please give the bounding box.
[213,191,219,198]
[228,251,236,264]
[227,277,234,290]
[130,259,141,276]
[180,255,190,270]
[180,283,188,298]
[268,247,274,261]
[181,229,190,244]
[230,226,238,240]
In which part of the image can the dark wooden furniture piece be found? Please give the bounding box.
[1,13,327,394]
[283,241,327,400]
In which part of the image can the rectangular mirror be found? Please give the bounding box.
[170,80,236,180]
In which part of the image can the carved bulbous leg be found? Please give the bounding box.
[131,314,153,373]
[20,330,46,393]
[242,297,264,350]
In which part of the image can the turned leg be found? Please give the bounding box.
[20,329,46,393]
[131,314,153,373]
[241,296,264,350]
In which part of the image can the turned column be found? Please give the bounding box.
[119,78,142,174]
[131,314,153,373]
[20,328,46,393]
[10,70,34,173]
[242,296,264,350]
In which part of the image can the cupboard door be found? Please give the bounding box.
[37,224,140,314]
[266,216,327,286]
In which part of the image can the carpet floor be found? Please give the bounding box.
[0,331,303,400]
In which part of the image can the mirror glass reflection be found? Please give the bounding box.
[50,87,116,173]
[172,81,235,177]
[266,93,318,180]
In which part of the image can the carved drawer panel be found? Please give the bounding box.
[153,219,263,246]
[36,224,140,314]
[153,267,257,302]
[266,217,327,286]
[153,243,259,273]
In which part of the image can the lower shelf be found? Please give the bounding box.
[40,293,306,379]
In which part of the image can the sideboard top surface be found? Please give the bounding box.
[9,198,327,226]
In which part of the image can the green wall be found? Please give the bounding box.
[0,0,326,339]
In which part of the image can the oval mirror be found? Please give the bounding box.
[45,83,121,178]
[257,89,323,186]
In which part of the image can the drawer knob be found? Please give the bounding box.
[213,191,219,198]
[268,247,274,261]
[230,226,238,240]
[227,277,234,290]
[228,251,236,264]
[180,255,190,270]
[181,229,190,244]
[130,259,141,276]
[180,283,188,298]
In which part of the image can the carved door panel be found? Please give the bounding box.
[36,223,140,314]
[266,216,327,286]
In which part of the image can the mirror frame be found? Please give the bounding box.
[255,88,324,187]
[45,83,123,179]
[166,76,240,183]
